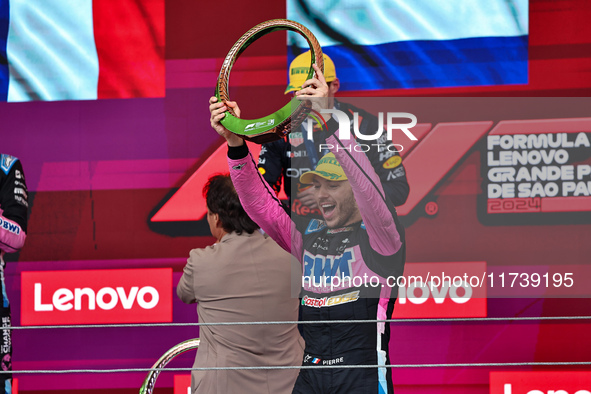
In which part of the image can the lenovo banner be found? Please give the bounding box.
[484,120,591,216]
[21,268,173,325]
[174,375,191,394]
[392,262,487,318]
[490,371,591,394]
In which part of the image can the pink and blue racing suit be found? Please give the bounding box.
[228,135,405,393]
[0,154,28,394]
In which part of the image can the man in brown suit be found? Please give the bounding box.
[177,174,304,393]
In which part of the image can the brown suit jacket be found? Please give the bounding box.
[177,230,304,393]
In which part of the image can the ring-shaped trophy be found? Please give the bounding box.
[215,19,323,144]
[139,338,200,394]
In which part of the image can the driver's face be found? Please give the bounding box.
[312,176,361,228]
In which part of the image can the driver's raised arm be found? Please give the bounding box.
[209,96,299,256]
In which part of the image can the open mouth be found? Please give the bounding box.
[321,203,336,219]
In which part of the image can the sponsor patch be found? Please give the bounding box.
[383,155,402,169]
[14,195,28,208]
[387,167,406,180]
[302,291,361,308]
[305,219,326,234]
[15,187,28,199]
[258,167,266,175]
[289,150,307,158]
[0,155,17,175]
[231,163,246,170]
[311,237,329,251]
[327,226,353,235]
[289,132,304,147]
[379,150,396,162]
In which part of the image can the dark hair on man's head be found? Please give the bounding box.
[203,174,259,235]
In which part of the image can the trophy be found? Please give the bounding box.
[215,19,323,144]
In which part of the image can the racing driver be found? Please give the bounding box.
[0,154,28,394]
[209,64,406,393]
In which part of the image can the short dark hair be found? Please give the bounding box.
[203,174,259,235]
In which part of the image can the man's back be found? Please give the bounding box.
[177,230,303,393]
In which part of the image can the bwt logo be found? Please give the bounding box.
[303,249,354,279]
[306,110,418,142]
[0,218,20,235]
[302,248,355,291]
[21,268,172,325]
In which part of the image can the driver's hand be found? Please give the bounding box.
[295,64,329,112]
[297,186,318,209]
[209,97,244,147]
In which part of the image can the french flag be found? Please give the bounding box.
[288,0,528,90]
[0,0,164,102]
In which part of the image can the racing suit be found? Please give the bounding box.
[0,154,28,394]
[228,136,405,393]
[258,99,410,217]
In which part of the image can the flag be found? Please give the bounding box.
[0,0,164,102]
[287,0,528,90]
